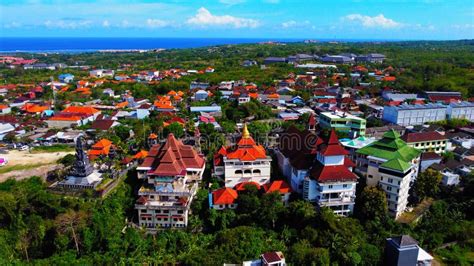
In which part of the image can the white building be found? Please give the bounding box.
[383,103,447,126]
[214,124,272,188]
[356,130,421,218]
[447,101,474,121]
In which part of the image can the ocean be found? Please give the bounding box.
[0,37,304,53]
[0,37,390,53]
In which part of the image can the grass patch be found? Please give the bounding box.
[31,144,74,153]
[435,241,474,266]
[397,198,434,224]
[0,163,49,174]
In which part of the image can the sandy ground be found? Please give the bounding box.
[0,150,74,182]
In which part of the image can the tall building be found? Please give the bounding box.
[135,134,205,230]
[319,111,366,138]
[401,131,448,154]
[213,124,272,188]
[275,127,357,216]
[356,130,421,217]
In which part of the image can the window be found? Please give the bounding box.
[388,178,393,183]
[387,186,392,191]
[177,210,183,214]
[343,184,348,188]
[163,210,169,214]
[235,170,242,175]
[244,169,251,174]
[368,175,373,178]
[253,169,261,174]
[328,185,333,189]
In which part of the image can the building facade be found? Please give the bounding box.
[383,103,446,126]
[356,130,421,217]
[214,124,272,188]
[401,131,448,154]
[447,102,474,121]
[135,134,205,230]
[319,111,366,137]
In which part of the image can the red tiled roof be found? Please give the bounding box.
[401,131,447,143]
[63,106,100,115]
[234,182,261,191]
[319,130,349,156]
[310,162,357,183]
[212,187,238,205]
[139,133,205,176]
[263,180,292,194]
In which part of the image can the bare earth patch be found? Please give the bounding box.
[0,150,74,182]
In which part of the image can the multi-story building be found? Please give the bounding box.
[276,127,357,216]
[382,103,446,126]
[356,130,421,217]
[135,133,205,230]
[447,101,474,121]
[401,131,448,154]
[214,124,272,188]
[319,111,366,137]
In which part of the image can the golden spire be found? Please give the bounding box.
[242,123,250,139]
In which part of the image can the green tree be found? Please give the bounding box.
[164,122,184,138]
[414,168,442,200]
[288,240,330,266]
[355,186,388,223]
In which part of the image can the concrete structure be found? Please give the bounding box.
[356,130,421,217]
[319,111,366,138]
[383,103,446,126]
[447,101,474,121]
[56,138,103,190]
[384,235,433,266]
[135,134,205,230]
[214,124,272,188]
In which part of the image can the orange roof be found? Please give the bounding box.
[115,101,128,108]
[382,76,396,82]
[22,103,49,113]
[63,106,99,115]
[49,116,81,121]
[89,139,113,157]
[0,104,8,110]
[134,150,148,159]
[167,90,177,96]
[234,182,261,191]
[263,180,292,194]
[248,92,259,99]
[149,133,158,139]
[154,100,174,109]
[212,188,238,205]
[177,91,184,96]
[267,93,280,99]
[219,124,268,162]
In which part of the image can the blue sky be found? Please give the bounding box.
[0,0,473,40]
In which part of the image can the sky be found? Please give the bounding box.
[0,0,473,40]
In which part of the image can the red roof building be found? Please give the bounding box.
[214,124,272,188]
[135,133,205,230]
[211,188,238,210]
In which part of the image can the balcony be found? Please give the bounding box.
[138,182,197,197]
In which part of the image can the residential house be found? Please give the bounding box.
[90,119,121,131]
[262,180,292,205]
[0,104,11,114]
[194,89,209,101]
[356,130,421,217]
[135,134,205,230]
[263,57,287,64]
[356,53,386,63]
[58,73,74,83]
[88,139,115,160]
[209,187,238,210]
[419,152,442,172]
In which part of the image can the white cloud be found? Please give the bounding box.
[219,0,246,5]
[102,20,110,28]
[281,20,312,29]
[3,22,22,29]
[187,7,259,28]
[43,19,92,29]
[263,0,280,3]
[343,14,401,29]
[452,24,474,29]
[146,19,170,28]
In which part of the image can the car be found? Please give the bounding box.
[18,145,29,151]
